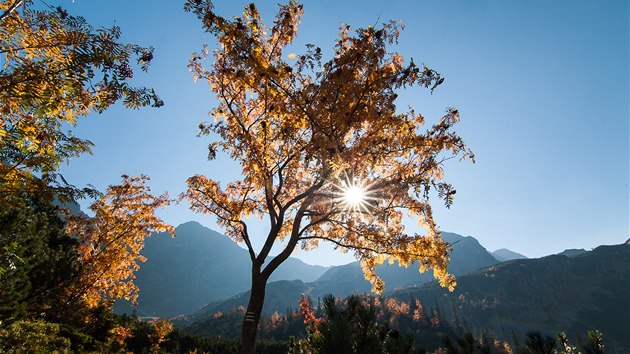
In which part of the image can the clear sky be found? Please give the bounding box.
[51,0,628,266]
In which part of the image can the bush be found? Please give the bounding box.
[0,320,72,353]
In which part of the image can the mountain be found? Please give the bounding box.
[269,258,328,283]
[187,280,314,325]
[391,243,630,352]
[117,221,328,317]
[311,232,499,296]
[187,232,499,320]
[556,248,587,257]
[491,248,528,262]
[184,243,630,352]
[53,198,88,218]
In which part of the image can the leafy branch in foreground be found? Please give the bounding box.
[0,0,163,201]
[65,175,174,309]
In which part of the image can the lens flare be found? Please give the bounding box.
[344,185,367,207]
[335,176,376,215]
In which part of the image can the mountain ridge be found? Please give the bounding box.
[185,230,501,320]
[391,243,630,352]
[123,223,501,318]
[117,221,329,317]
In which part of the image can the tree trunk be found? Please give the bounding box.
[240,271,267,354]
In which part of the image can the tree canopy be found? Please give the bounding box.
[0,2,173,350]
[185,0,472,292]
[0,191,79,324]
[0,0,163,201]
[65,175,174,309]
[184,1,473,352]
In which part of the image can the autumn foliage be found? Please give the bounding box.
[0,0,172,310]
[185,1,472,293]
[65,175,173,308]
[0,0,162,200]
[184,1,472,352]
[0,1,172,350]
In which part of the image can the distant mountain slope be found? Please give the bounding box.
[187,242,630,352]
[117,221,328,317]
[312,232,499,296]
[392,243,630,352]
[270,258,328,283]
[188,232,499,320]
[556,248,587,257]
[491,248,527,262]
[188,280,314,326]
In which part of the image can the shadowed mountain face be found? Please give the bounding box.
[391,243,630,352]
[117,221,328,317]
[187,242,629,352]
[311,232,500,296]
[188,279,315,325]
[122,227,495,317]
[556,248,588,257]
[188,232,500,320]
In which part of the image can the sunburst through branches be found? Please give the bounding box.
[334,175,378,215]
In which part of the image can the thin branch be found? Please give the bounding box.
[239,220,256,262]
[280,170,328,214]
[299,235,386,255]
[264,180,277,228]
[297,208,338,237]
[188,190,257,261]
[0,0,23,23]
[298,235,442,261]
[261,201,307,278]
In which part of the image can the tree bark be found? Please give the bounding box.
[240,269,267,354]
[240,202,307,353]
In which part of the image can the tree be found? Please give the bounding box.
[149,318,174,353]
[0,0,163,201]
[0,320,72,353]
[520,332,557,354]
[65,175,174,309]
[0,191,79,324]
[581,330,605,354]
[183,1,473,352]
[0,2,174,350]
[296,295,420,354]
[0,176,172,350]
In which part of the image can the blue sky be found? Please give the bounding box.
[53,0,628,266]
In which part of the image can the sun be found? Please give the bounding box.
[343,184,367,207]
[335,176,375,214]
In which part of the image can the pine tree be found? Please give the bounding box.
[582,330,604,354]
[0,192,79,324]
[520,332,557,354]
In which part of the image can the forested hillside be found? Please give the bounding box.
[392,243,630,352]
